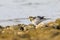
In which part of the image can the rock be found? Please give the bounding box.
[0,25,4,29]
[36,22,46,28]
[55,18,60,25]
[20,27,24,31]
[47,21,60,29]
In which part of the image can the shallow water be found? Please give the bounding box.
[0,0,60,26]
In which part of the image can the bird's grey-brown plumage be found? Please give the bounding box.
[29,16,50,25]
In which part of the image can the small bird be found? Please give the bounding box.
[29,16,50,25]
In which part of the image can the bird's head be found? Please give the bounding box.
[29,16,36,22]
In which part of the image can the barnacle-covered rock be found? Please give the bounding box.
[26,24,35,30]
[0,25,4,29]
[0,18,60,40]
[17,24,36,31]
[47,21,55,27]
[17,24,27,27]
[47,21,60,29]
[20,24,35,31]
[36,22,46,28]
[55,18,60,25]
[19,24,27,31]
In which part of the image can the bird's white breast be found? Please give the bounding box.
[31,17,41,25]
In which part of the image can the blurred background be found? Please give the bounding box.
[0,0,60,26]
